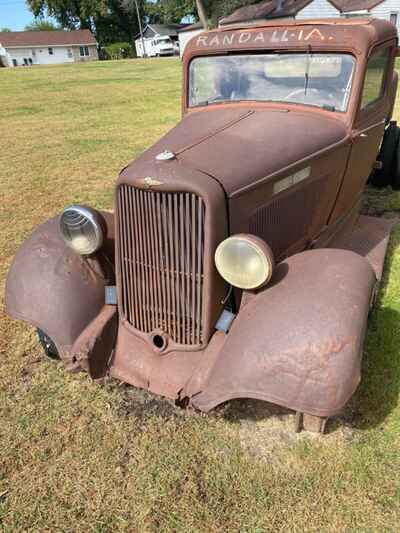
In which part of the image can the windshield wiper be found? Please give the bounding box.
[191,98,231,108]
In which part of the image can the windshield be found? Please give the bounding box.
[189,53,355,112]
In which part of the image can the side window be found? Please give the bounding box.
[361,48,391,109]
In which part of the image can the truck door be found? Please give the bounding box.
[329,44,395,222]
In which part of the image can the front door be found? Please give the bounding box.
[330,44,395,222]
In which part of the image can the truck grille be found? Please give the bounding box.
[117,185,206,346]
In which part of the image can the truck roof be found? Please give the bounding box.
[184,17,398,59]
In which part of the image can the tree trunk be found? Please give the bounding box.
[195,0,209,30]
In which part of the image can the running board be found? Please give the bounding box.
[329,215,398,282]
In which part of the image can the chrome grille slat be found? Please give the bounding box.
[118,185,205,346]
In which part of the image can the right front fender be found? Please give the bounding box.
[5,213,115,361]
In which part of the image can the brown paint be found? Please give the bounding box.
[5,18,399,430]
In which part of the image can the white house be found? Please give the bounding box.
[135,24,187,57]
[177,22,204,58]
[297,0,400,30]
[220,0,400,31]
[0,44,8,67]
[0,29,98,67]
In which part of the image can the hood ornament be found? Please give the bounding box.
[142,177,164,189]
[156,150,176,161]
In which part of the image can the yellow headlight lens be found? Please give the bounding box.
[215,235,274,290]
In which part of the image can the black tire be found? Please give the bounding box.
[37,329,59,360]
[370,121,400,188]
[392,135,400,190]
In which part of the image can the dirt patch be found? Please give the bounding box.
[104,379,190,425]
[212,398,358,461]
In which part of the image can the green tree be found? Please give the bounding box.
[203,0,261,26]
[146,0,197,24]
[25,19,61,31]
[27,0,108,30]
[145,0,263,27]
[26,0,145,45]
[97,0,144,44]
[0,27,12,32]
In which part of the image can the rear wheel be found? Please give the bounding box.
[392,135,400,190]
[37,329,59,360]
[370,121,400,188]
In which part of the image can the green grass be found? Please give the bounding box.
[1,58,400,532]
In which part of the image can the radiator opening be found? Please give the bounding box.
[117,186,206,346]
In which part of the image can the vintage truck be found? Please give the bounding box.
[5,17,400,433]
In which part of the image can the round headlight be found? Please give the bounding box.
[60,205,103,255]
[215,234,274,290]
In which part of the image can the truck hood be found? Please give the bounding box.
[129,107,348,197]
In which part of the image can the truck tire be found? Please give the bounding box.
[370,121,400,188]
[37,329,59,360]
[392,135,400,190]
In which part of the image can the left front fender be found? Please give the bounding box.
[190,248,376,418]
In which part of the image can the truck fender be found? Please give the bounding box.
[5,212,115,362]
[191,249,376,418]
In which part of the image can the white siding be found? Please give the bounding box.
[178,30,204,58]
[370,0,400,31]
[6,45,74,66]
[297,0,400,33]
[0,44,11,67]
[296,0,339,19]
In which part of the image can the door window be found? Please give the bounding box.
[360,48,390,109]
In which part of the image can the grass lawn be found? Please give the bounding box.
[1,58,400,532]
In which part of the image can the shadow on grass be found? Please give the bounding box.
[351,229,400,431]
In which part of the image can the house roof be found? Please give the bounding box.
[219,0,385,25]
[177,22,204,33]
[219,0,314,26]
[327,0,385,12]
[0,29,97,48]
[145,23,188,37]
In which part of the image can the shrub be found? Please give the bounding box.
[103,42,135,60]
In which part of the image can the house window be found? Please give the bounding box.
[32,49,36,57]
[79,46,89,57]
[12,59,17,66]
[361,48,390,108]
[67,48,73,58]
[390,13,398,26]
[48,47,53,55]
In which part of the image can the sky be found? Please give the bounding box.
[0,0,188,31]
[0,0,45,31]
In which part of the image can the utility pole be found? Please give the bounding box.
[133,0,146,57]
[196,0,209,30]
